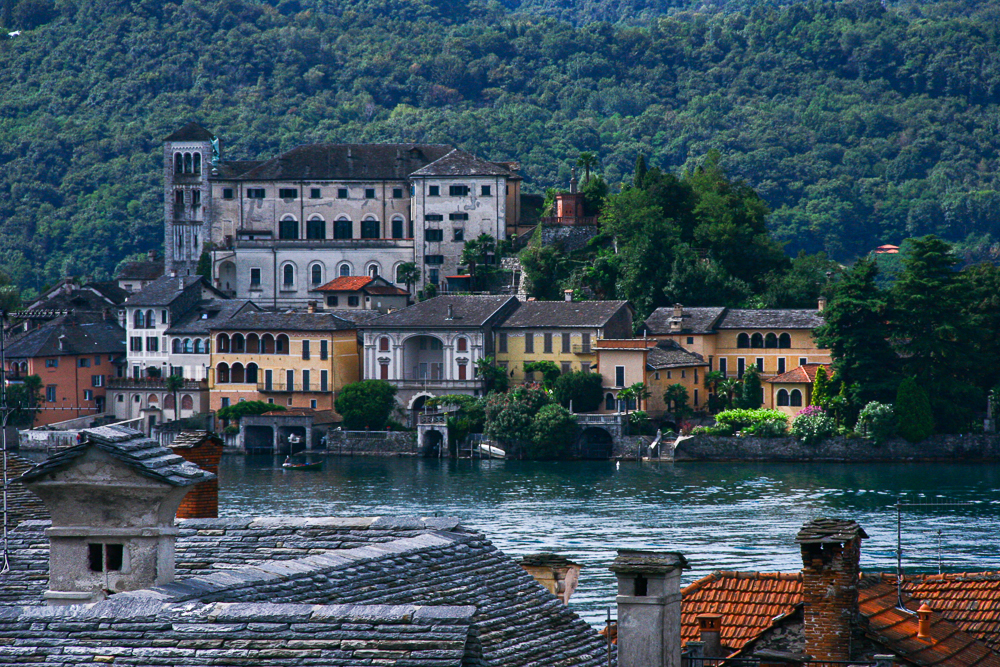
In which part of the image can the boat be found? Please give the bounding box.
[282,456,322,470]
[477,443,506,459]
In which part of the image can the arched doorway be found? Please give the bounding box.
[421,430,444,458]
[218,261,237,295]
[578,427,613,460]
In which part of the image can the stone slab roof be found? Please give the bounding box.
[114,258,165,282]
[233,143,453,181]
[325,309,384,324]
[169,430,223,450]
[367,295,517,329]
[644,307,726,335]
[795,517,868,543]
[409,148,512,177]
[718,309,824,330]
[19,425,215,488]
[646,340,708,370]
[166,299,258,335]
[768,363,832,385]
[499,300,629,329]
[0,601,481,666]
[163,122,214,141]
[3,313,124,359]
[214,159,263,178]
[123,275,210,307]
[3,454,49,528]
[214,310,356,332]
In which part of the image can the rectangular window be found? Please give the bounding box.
[91,375,104,387]
[221,397,230,408]
[449,185,469,197]
[449,213,468,221]
[561,333,571,353]
[250,268,262,286]
[279,188,298,199]
[94,356,101,365]
[694,389,699,406]
[393,187,404,199]
[146,337,159,352]
[223,188,234,200]
[756,357,764,371]
[687,336,694,345]
[524,365,535,383]
[524,334,534,354]
[561,361,571,374]
[78,358,91,368]
[365,188,376,199]
[348,296,360,307]
[424,255,444,265]
[320,340,328,360]
[175,191,184,206]
[302,370,310,392]
[84,389,94,401]
[45,358,58,368]
[192,191,201,208]
[655,372,660,380]
[778,357,786,374]
[380,363,389,380]
[498,333,507,353]
[737,357,746,379]
[581,333,591,354]
[799,357,808,366]
[246,188,265,199]
[88,543,123,572]
[453,228,465,242]
[581,362,590,372]
[320,369,329,392]
[543,333,553,354]
[302,340,310,360]
[264,369,273,391]
[481,185,491,196]
[425,214,443,222]
[615,366,625,387]
[46,385,56,402]
[327,295,339,307]
[334,219,352,239]
[428,268,439,284]
[426,229,443,242]
[719,358,728,378]
[310,188,321,199]
[681,370,687,378]
[428,185,440,197]
[667,371,672,379]
[310,399,317,409]
[286,370,294,392]
[337,188,348,199]
[392,218,405,239]
[458,364,467,380]
[130,337,142,352]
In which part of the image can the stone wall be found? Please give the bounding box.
[674,433,1000,462]
[324,430,418,456]
[612,435,655,459]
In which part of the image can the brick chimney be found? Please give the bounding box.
[610,549,688,667]
[796,518,868,661]
[697,614,723,657]
[170,430,223,519]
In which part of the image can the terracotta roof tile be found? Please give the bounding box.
[902,573,1000,652]
[767,363,832,385]
[315,276,373,292]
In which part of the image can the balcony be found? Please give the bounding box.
[394,375,481,391]
[571,344,593,354]
[235,238,414,250]
[257,383,328,394]
[108,377,206,390]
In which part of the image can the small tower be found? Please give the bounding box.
[163,122,215,277]
[609,549,688,667]
[20,425,215,605]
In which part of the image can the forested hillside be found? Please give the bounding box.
[3,0,1000,295]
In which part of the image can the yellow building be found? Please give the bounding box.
[643,302,831,410]
[766,363,832,418]
[494,300,632,385]
[593,339,657,413]
[644,340,710,419]
[208,310,360,416]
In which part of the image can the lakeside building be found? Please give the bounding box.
[161,122,523,302]
[311,274,410,313]
[644,339,711,418]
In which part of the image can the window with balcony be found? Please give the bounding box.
[392,217,405,239]
[307,218,325,239]
[361,218,379,239]
[279,218,298,240]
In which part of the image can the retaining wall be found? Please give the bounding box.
[324,431,418,456]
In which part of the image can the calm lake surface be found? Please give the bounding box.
[218,456,1000,627]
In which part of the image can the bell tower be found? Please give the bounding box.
[163,122,216,276]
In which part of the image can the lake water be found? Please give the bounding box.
[218,456,1000,627]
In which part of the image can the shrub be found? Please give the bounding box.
[692,424,734,436]
[628,410,652,435]
[553,370,604,412]
[334,380,398,430]
[528,404,576,459]
[856,401,896,444]
[715,408,788,433]
[747,417,789,438]
[895,377,934,443]
[791,407,836,445]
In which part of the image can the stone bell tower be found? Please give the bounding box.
[163,122,216,276]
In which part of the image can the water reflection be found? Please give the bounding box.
[219,456,1000,627]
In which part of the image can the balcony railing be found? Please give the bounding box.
[571,344,593,354]
[235,238,414,250]
[257,383,328,394]
[109,377,206,390]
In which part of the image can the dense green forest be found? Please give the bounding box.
[3,0,1000,295]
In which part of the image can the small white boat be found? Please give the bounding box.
[478,443,506,459]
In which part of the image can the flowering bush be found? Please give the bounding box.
[790,407,836,445]
[856,401,896,445]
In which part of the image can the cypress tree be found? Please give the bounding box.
[810,365,829,407]
[738,365,763,409]
[634,154,647,189]
[895,377,934,443]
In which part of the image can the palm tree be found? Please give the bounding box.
[576,152,597,183]
[717,377,740,411]
[165,374,184,422]
[396,262,420,302]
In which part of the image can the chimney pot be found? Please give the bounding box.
[818,296,827,312]
[917,603,933,638]
[697,614,723,657]
[673,303,683,318]
[307,300,316,314]
[564,289,573,302]
[446,304,454,319]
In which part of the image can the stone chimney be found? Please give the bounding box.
[564,289,573,302]
[169,430,223,519]
[520,553,582,604]
[818,297,827,312]
[20,425,215,605]
[672,303,683,318]
[796,518,868,661]
[610,549,688,667]
[446,304,454,320]
[697,614,723,657]
[307,300,316,314]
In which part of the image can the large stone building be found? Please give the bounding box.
[161,123,522,304]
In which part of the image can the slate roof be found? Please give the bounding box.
[3,313,124,359]
[24,279,127,311]
[410,148,513,177]
[326,309,384,324]
[169,430,223,450]
[0,601,482,666]
[123,274,210,307]
[643,306,823,335]
[213,159,263,178]
[367,295,517,329]
[114,258,164,282]
[647,340,708,370]
[19,425,215,488]
[234,143,453,181]
[644,307,726,335]
[768,363,832,385]
[215,310,356,332]
[163,122,214,141]
[499,300,629,329]
[795,517,868,544]
[166,299,258,335]
[3,454,49,528]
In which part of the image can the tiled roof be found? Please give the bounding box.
[214,310,356,332]
[314,275,373,292]
[0,601,481,666]
[409,148,512,177]
[365,284,409,296]
[796,517,868,543]
[114,258,164,281]
[169,430,222,450]
[123,274,209,307]
[234,143,453,181]
[19,425,215,488]
[768,363,832,385]
[4,313,124,359]
[166,299,258,335]
[367,295,517,329]
[594,339,657,349]
[902,573,1000,652]
[3,454,49,528]
[718,309,824,330]
[499,300,630,329]
[644,307,726,335]
[647,340,708,369]
[163,122,214,141]
[213,159,263,178]
[681,571,803,652]
[325,309,384,324]
[859,577,1000,667]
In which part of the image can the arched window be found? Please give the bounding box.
[232,334,245,353]
[368,263,380,278]
[164,394,175,410]
[192,152,201,175]
[311,264,323,285]
[146,310,155,327]
[216,334,230,353]
[765,333,778,349]
[276,334,289,354]
[395,264,407,284]
[134,310,145,328]
[737,333,750,348]
[174,153,183,174]
[246,363,259,384]
[778,333,792,349]
[307,217,325,240]
[282,264,295,288]
[392,216,405,239]
[183,338,194,354]
[790,389,803,407]
[379,337,390,352]
[147,394,158,404]
[339,263,351,277]
[231,363,245,383]
[193,338,204,354]
[777,389,790,406]
[172,339,181,354]
[247,333,260,353]
[334,217,353,239]
[751,333,764,348]
[361,216,379,239]
[279,217,298,240]
[216,363,229,383]
[456,337,468,352]
[262,334,275,354]
[183,153,192,174]
[605,393,615,411]
[181,395,194,410]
